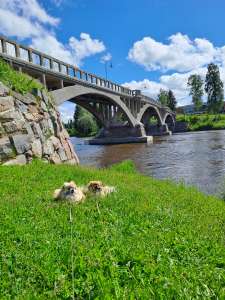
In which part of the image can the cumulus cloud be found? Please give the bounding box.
[69,33,106,66]
[100,52,112,63]
[123,68,209,106]
[0,8,43,39]
[127,33,225,105]
[128,33,218,72]
[59,102,76,123]
[0,0,107,67]
[0,0,59,26]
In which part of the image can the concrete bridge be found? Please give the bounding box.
[0,35,175,144]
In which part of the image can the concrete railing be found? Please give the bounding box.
[0,35,171,111]
[0,35,133,96]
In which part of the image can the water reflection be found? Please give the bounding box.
[71,130,225,194]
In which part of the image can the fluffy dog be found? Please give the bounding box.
[83,180,116,197]
[53,181,85,203]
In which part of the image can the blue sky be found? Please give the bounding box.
[1,0,225,121]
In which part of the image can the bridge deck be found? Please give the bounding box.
[0,35,165,109]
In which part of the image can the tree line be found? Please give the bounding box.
[158,63,224,113]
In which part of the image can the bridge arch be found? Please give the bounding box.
[163,113,176,132]
[52,86,138,127]
[137,104,163,125]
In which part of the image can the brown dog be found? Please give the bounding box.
[53,181,85,203]
[84,180,116,197]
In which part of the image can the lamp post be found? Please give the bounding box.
[104,60,113,80]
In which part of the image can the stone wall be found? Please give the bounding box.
[0,82,79,165]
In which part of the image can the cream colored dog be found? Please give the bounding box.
[83,180,116,197]
[53,181,85,203]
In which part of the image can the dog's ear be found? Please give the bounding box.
[69,181,76,187]
[94,181,103,188]
[63,182,71,188]
[87,181,94,188]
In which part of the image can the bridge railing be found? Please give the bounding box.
[0,35,133,96]
[0,35,172,112]
[132,89,164,108]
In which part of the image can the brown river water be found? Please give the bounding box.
[71,130,225,195]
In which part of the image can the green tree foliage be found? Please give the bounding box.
[157,89,169,106]
[72,105,99,137]
[167,90,177,111]
[76,114,98,136]
[187,74,204,111]
[205,63,224,113]
[73,105,85,130]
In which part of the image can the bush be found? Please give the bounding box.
[176,114,225,131]
[0,59,43,94]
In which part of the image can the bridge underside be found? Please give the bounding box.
[66,93,151,144]
[2,56,175,145]
[52,86,174,144]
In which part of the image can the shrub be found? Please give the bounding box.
[176,113,225,131]
[0,59,43,94]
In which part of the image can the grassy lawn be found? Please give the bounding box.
[176,114,225,131]
[0,161,225,299]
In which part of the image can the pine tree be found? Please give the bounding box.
[205,63,224,113]
[167,90,177,111]
[187,74,204,111]
[157,89,169,106]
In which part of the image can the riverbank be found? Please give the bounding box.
[176,114,225,131]
[0,160,225,298]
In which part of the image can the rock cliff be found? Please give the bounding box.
[0,82,79,165]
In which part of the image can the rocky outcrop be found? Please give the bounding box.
[0,82,79,165]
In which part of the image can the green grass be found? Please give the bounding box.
[0,59,43,94]
[176,113,225,131]
[0,160,225,299]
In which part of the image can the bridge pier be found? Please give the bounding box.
[145,124,171,136]
[89,123,153,145]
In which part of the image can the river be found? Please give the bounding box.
[71,130,225,195]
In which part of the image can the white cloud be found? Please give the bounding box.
[127,33,225,106]
[123,68,209,106]
[31,35,74,63]
[101,52,112,63]
[0,0,107,67]
[0,8,42,38]
[128,33,217,72]
[0,0,59,26]
[59,102,75,123]
[69,33,106,66]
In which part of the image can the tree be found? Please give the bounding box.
[73,105,99,137]
[205,63,224,113]
[167,90,177,111]
[77,115,98,136]
[73,105,85,130]
[187,74,204,111]
[157,89,169,106]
